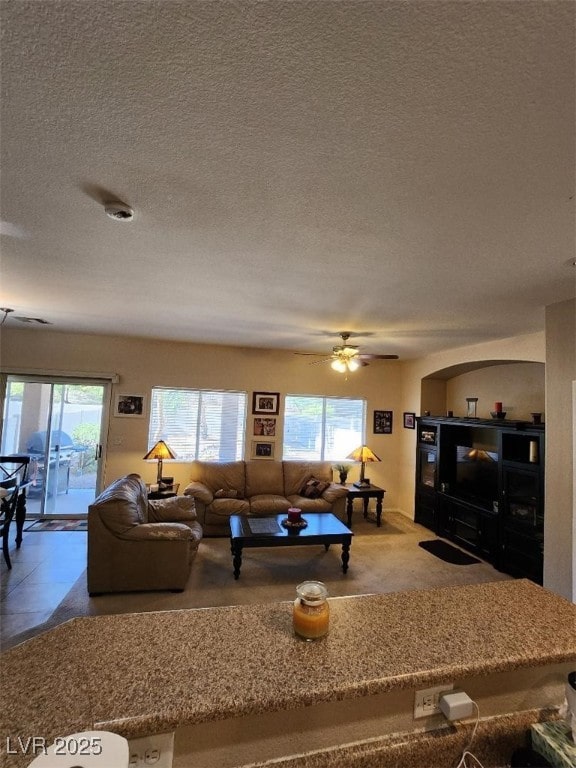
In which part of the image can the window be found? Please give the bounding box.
[283,395,365,461]
[148,388,247,462]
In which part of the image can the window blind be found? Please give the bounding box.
[283,394,365,461]
[148,387,247,462]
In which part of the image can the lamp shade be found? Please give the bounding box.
[346,445,381,485]
[143,440,176,461]
[346,445,381,463]
[143,440,176,484]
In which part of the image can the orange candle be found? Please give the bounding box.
[293,581,329,640]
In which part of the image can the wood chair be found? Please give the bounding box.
[0,455,31,549]
[0,479,20,569]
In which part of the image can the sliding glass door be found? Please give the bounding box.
[1,376,108,517]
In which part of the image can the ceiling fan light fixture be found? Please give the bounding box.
[331,358,347,373]
[346,358,360,372]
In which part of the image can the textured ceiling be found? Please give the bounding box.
[1,1,574,359]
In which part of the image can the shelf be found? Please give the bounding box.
[502,433,541,465]
[419,416,544,431]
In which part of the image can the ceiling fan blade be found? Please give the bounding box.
[356,354,399,360]
[294,352,326,356]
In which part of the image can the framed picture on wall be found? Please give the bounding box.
[253,417,276,436]
[373,410,393,434]
[251,440,275,459]
[114,393,146,418]
[252,392,280,415]
[403,412,416,429]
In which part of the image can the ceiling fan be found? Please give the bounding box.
[297,332,399,373]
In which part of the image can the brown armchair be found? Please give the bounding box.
[87,473,202,595]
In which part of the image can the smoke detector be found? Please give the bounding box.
[104,201,134,221]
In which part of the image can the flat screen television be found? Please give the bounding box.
[453,444,499,511]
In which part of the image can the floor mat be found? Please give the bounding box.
[25,519,88,532]
[418,539,481,565]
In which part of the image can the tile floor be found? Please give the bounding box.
[0,528,87,646]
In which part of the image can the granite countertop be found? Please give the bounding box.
[1,579,575,768]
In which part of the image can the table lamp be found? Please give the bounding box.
[346,445,381,487]
[143,440,176,484]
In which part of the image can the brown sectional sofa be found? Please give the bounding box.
[183,460,348,535]
[88,473,203,594]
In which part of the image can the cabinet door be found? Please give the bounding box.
[478,512,499,563]
[451,504,479,550]
[501,466,542,535]
[417,447,437,490]
[414,489,436,531]
[500,527,543,584]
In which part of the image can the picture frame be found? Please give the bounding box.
[253,417,276,436]
[403,412,416,429]
[373,410,393,434]
[114,393,146,418]
[252,391,280,415]
[251,440,275,459]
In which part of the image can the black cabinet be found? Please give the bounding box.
[414,416,544,583]
[414,423,438,530]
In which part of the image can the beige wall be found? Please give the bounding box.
[544,298,575,601]
[446,363,545,420]
[0,328,404,505]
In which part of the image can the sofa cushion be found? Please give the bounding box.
[148,495,197,522]
[283,461,333,497]
[191,461,246,496]
[287,494,332,513]
[214,488,244,499]
[300,477,330,498]
[246,461,284,497]
[209,498,250,517]
[250,494,291,515]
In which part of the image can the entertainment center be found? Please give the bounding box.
[414,416,544,583]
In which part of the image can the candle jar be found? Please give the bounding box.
[293,581,329,641]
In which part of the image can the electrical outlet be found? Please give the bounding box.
[127,732,174,768]
[414,683,454,718]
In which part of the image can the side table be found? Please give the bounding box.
[147,483,180,500]
[345,484,386,528]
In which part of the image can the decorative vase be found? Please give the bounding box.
[339,472,348,484]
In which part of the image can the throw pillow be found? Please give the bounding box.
[300,477,330,499]
[214,488,243,499]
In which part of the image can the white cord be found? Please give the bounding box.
[461,751,485,768]
[455,701,486,768]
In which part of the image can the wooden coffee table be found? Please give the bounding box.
[229,513,353,579]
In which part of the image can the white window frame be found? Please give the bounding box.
[282,394,366,461]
